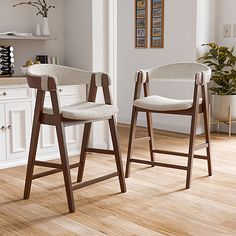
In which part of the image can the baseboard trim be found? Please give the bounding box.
[0,141,111,170]
[0,149,81,170]
[118,115,204,134]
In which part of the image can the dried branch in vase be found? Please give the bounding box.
[13,0,55,17]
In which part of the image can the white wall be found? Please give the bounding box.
[64,0,93,70]
[0,0,64,76]
[117,0,198,133]
[217,0,236,48]
[196,0,218,58]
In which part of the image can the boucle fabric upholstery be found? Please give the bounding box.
[134,95,199,111]
[133,63,210,111]
[27,64,111,88]
[136,63,211,83]
[44,102,118,120]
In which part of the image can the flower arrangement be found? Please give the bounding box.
[13,0,55,17]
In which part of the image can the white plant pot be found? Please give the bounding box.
[211,94,236,121]
[41,17,50,36]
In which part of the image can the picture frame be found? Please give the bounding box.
[135,0,148,48]
[151,0,164,48]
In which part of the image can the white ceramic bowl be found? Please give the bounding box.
[21,66,28,75]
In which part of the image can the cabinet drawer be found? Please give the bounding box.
[0,88,31,100]
[58,85,83,96]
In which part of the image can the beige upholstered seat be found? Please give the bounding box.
[44,102,118,120]
[134,95,203,111]
[134,95,194,111]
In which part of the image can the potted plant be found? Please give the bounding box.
[199,43,236,122]
[13,0,55,36]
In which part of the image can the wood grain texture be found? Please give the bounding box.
[0,124,235,235]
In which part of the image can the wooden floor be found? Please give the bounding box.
[0,124,236,236]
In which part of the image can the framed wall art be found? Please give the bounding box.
[150,0,164,48]
[135,0,148,48]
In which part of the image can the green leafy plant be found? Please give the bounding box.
[13,0,55,18]
[199,43,236,95]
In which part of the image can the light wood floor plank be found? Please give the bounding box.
[0,124,235,235]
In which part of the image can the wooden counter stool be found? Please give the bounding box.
[24,64,126,213]
[125,63,212,189]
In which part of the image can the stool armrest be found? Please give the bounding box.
[195,71,207,86]
[26,73,58,91]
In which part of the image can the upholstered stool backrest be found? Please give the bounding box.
[27,64,110,90]
[139,63,211,83]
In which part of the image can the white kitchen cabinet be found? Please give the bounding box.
[37,85,86,157]
[0,85,32,167]
[39,125,56,150]
[5,102,32,160]
[0,83,101,169]
[0,104,6,161]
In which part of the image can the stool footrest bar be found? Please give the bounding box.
[32,163,80,179]
[194,154,208,160]
[153,149,188,157]
[34,160,62,169]
[130,158,188,170]
[72,172,118,190]
[86,148,115,155]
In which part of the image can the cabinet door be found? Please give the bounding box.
[38,85,86,155]
[38,96,82,155]
[0,104,6,161]
[38,98,57,154]
[5,102,32,160]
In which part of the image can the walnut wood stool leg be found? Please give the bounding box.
[77,123,92,183]
[108,117,126,193]
[125,108,138,178]
[24,117,41,199]
[56,122,75,213]
[24,90,45,199]
[146,112,155,166]
[186,114,198,189]
[203,107,212,176]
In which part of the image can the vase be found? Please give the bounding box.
[41,17,50,36]
[35,23,41,36]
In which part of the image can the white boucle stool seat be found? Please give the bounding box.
[133,95,196,111]
[44,102,118,120]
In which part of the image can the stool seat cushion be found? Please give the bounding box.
[133,95,195,111]
[44,102,118,120]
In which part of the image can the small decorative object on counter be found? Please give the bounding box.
[21,59,41,75]
[36,55,48,64]
[0,46,14,77]
[13,0,56,37]
[51,56,59,65]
